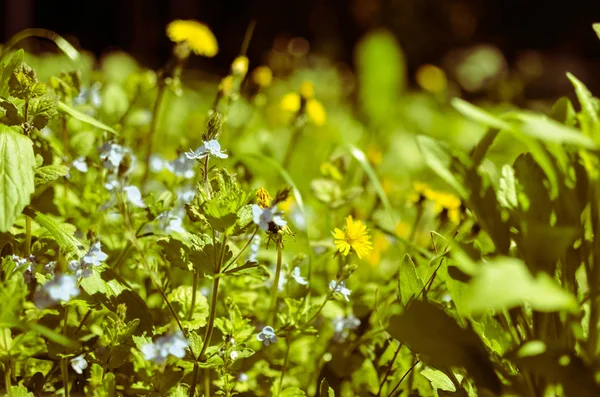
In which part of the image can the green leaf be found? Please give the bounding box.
[28,95,58,130]
[0,98,23,125]
[319,378,335,397]
[398,254,424,306]
[497,164,518,209]
[451,98,512,131]
[8,62,37,99]
[24,322,80,349]
[594,23,600,40]
[168,385,188,397]
[356,29,406,124]
[566,72,600,139]
[158,237,194,272]
[464,257,578,314]
[388,300,501,394]
[187,331,203,358]
[420,367,456,392]
[416,135,468,199]
[512,112,597,149]
[0,274,26,327]
[0,49,24,98]
[344,143,395,221]
[22,208,85,260]
[168,285,209,330]
[35,164,69,186]
[6,385,34,397]
[0,125,35,232]
[57,101,116,135]
[280,387,307,397]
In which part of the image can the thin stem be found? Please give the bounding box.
[376,342,402,397]
[222,227,258,273]
[4,364,11,396]
[282,123,303,169]
[268,240,284,325]
[142,82,167,183]
[62,305,70,397]
[277,337,292,396]
[386,359,420,397]
[24,216,31,257]
[189,364,200,397]
[189,272,198,321]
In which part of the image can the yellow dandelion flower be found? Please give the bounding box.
[252,66,273,87]
[408,182,433,204]
[365,232,390,266]
[256,187,272,208]
[367,145,383,166]
[166,20,218,57]
[306,99,326,126]
[231,56,249,76]
[299,81,315,99]
[332,216,373,259]
[429,191,462,224]
[280,92,301,113]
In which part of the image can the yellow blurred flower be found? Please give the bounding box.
[365,232,390,266]
[408,182,433,204]
[219,75,234,96]
[299,81,315,99]
[256,187,272,208]
[366,145,383,166]
[166,20,218,57]
[278,196,295,214]
[415,64,447,93]
[320,162,343,181]
[306,99,326,126]
[280,92,301,113]
[395,221,411,239]
[252,66,273,87]
[429,191,462,224]
[231,56,249,77]
[332,216,373,259]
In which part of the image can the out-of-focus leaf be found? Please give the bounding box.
[0,125,36,232]
[57,101,116,134]
[451,98,512,131]
[420,367,456,392]
[388,300,501,394]
[0,50,24,98]
[319,378,334,397]
[512,112,597,149]
[398,254,424,305]
[464,257,578,314]
[280,387,307,397]
[497,164,518,209]
[35,164,69,186]
[24,322,80,349]
[356,29,405,125]
[6,385,34,397]
[416,135,468,199]
[566,72,600,139]
[551,97,577,126]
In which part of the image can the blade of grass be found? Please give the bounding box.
[0,28,81,63]
[58,102,117,135]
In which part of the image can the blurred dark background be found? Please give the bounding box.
[2,0,600,98]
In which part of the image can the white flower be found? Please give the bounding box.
[332,314,361,342]
[176,186,196,204]
[156,211,186,234]
[251,205,287,231]
[292,266,308,285]
[71,354,88,374]
[123,186,145,208]
[82,242,108,267]
[100,142,125,170]
[12,255,35,284]
[256,326,278,346]
[72,157,88,173]
[35,274,80,308]
[238,372,249,382]
[141,330,189,364]
[329,280,352,302]
[167,153,196,178]
[185,140,228,160]
[230,350,239,361]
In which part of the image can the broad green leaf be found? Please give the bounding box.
[451,98,512,131]
[0,274,26,327]
[168,285,209,330]
[35,164,69,186]
[416,135,468,199]
[551,97,577,126]
[28,95,58,129]
[356,29,405,124]
[57,101,116,134]
[344,143,395,221]
[497,164,518,209]
[420,367,456,392]
[0,125,35,232]
[388,300,501,394]
[398,254,424,305]
[22,207,85,259]
[280,387,307,397]
[512,112,597,149]
[464,257,578,314]
[158,237,194,272]
[7,385,34,397]
[0,49,24,98]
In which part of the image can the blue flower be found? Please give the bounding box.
[292,266,308,285]
[141,330,189,364]
[71,354,88,374]
[332,314,360,342]
[185,140,228,160]
[256,326,278,346]
[123,186,146,208]
[247,235,260,262]
[82,242,109,267]
[329,280,352,302]
[35,274,80,308]
[251,205,287,231]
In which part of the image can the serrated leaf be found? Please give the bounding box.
[57,101,116,134]
[9,62,38,99]
[0,125,35,232]
[35,164,69,186]
[22,207,85,259]
[7,385,34,397]
[158,237,193,272]
[566,72,600,139]
[0,49,24,98]
[465,257,578,314]
[420,367,456,392]
[398,254,424,305]
[168,285,209,330]
[319,378,335,397]
[29,95,58,129]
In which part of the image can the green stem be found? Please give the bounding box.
[282,124,303,169]
[222,227,258,273]
[24,216,31,257]
[189,272,198,321]
[189,364,200,397]
[4,363,11,396]
[376,342,402,397]
[142,81,167,183]
[268,240,284,325]
[277,337,292,396]
[386,359,420,397]
[62,305,70,397]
